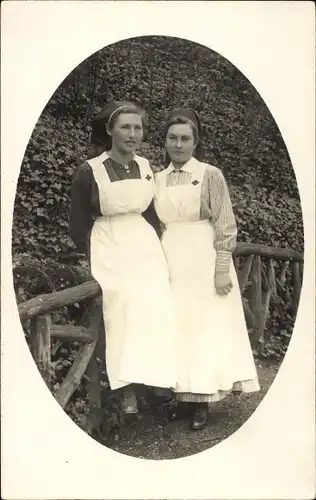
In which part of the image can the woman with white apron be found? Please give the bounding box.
[154,108,260,430]
[70,101,176,414]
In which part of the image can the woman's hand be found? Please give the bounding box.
[215,272,233,296]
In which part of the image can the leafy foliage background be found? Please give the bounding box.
[12,36,304,362]
[13,36,303,259]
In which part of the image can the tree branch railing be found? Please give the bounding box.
[17,242,303,432]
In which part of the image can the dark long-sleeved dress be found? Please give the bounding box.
[70,151,177,391]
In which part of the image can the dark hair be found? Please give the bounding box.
[87,101,145,159]
[163,116,204,167]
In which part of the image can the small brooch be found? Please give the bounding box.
[146,174,152,181]
[192,180,199,185]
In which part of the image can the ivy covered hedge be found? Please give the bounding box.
[12,36,304,262]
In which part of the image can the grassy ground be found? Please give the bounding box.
[95,359,281,460]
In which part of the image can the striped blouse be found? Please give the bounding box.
[161,162,237,273]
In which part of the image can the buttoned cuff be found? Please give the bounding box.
[215,250,232,274]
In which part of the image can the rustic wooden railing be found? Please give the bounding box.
[17,242,303,431]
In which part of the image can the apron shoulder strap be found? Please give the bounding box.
[134,155,152,179]
[191,159,207,184]
[86,151,111,183]
[154,168,168,188]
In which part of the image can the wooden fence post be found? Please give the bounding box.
[299,261,304,284]
[280,260,290,285]
[237,255,253,293]
[258,259,274,352]
[55,340,97,409]
[30,315,51,387]
[85,304,103,432]
[292,261,302,316]
[250,256,262,315]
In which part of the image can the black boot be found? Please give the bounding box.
[191,403,208,430]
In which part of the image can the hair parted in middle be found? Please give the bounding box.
[87,100,145,159]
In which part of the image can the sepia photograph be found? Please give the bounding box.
[12,35,304,459]
[2,2,314,499]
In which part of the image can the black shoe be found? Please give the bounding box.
[191,403,208,430]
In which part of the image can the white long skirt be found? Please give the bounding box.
[161,220,260,403]
[90,213,176,391]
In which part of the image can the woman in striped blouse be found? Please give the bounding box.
[154,108,260,430]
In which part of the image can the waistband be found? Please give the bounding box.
[95,212,143,223]
[165,219,211,228]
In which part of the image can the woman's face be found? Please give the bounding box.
[108,112,143,154]
[165,123,196,165]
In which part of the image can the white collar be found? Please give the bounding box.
[165,156,200,175]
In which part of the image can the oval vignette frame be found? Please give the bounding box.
[14,33,303,459]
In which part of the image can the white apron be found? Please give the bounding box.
[88,153,176,391]
[154,163,260,399]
